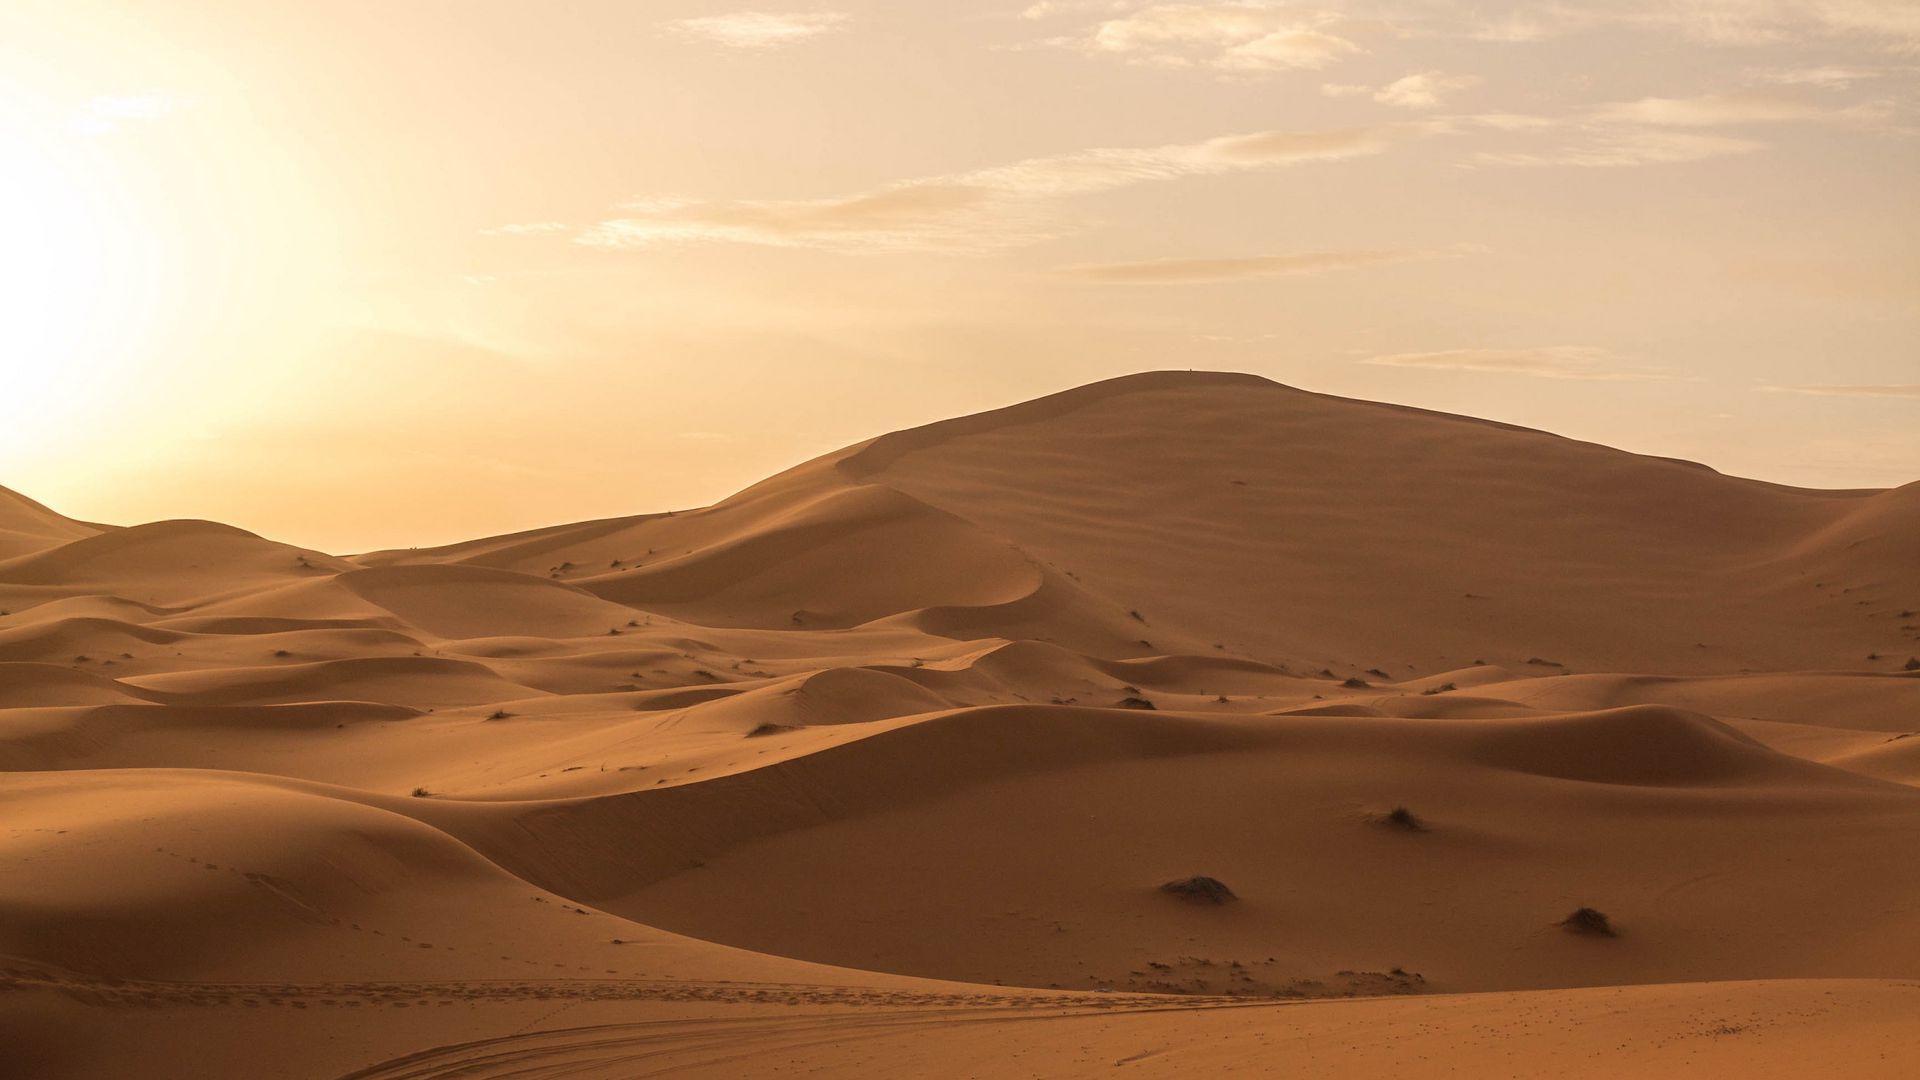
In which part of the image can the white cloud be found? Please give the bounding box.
[1021,1,1132,18]
[1051,3,1376,72]
[1058,243,1477,283]
[1371,71,1482,109]
[669,11,850,49]
[1596,91,1848,126]
[578,125,1403,253]
[1750,65,1884,88]
[1362,346,1675,381]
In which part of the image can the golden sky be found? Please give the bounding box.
[2,1,1916,552]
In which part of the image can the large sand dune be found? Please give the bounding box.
[3,372,1917,1077]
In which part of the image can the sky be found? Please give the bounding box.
[1,0,1916,553]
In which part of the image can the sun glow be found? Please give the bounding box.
[0,89,162,457]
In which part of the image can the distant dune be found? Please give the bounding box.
[4,372,1918,1079]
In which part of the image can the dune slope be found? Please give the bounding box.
[3,371,1917,1079]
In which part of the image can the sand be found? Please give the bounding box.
[2,371,1916,1078]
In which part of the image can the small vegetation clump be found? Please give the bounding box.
[1160,876,1237,904]
[1906,657,1920,671]
[746,722,797,738]
[486,710,512,721]
[272,649,292,658]
[1559,907,1617,937]
[411,787,431,798]
[1381,806,1425,831]
[1421,682,1456,695]
[1341,676,1370,689]
[1117,695,1157,710]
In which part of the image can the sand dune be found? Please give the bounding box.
[0,487,99,561]
[3,371,1917,1078]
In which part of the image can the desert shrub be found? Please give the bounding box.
[1559,907,1616,937]
[1382,806,1424,831]
[1160,876,1236,903]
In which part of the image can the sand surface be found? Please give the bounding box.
[3,372,1917,1077]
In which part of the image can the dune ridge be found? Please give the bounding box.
[3,371,1917,1078]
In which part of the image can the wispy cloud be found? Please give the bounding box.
[1458,83,1892,168]
[1638,0,1920,50]
[1325,70,1481,109]
[1749,64,1885,89]
[1473,127,1768,167]
[479,221,570,237]
[576,125,1402,253]
[1759,383,1920,398]
[1034,3,1381,73]
[1362,346,1675,381]
[669,11,850,49]
[1058,243,1477,283]
[1033,2,1920,59]
[1377,70,1482,108]
[1594,90,1879,126]
[1450,1,1920,52]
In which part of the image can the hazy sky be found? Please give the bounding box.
[2,0,1916,552]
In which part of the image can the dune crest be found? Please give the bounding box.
[4,372,1917,1079]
